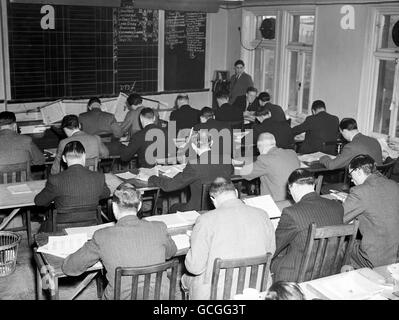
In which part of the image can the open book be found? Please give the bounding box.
[145,211,200,228]
[37,233,88,259]
[243,195,281,219]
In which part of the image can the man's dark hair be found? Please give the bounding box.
[234,59,245,67]
[0,111,16,126]
[140,107,155,120]
[258,92,271,103]
[126,93,143,107]
[349,154,376,176]
[215,90,229,100]
[339,118,358,131]
[255,104,271,117]
[209,177,236,198]
[288,169,315,187]
[61,114,80,129]
[246,86,258,94]
[62,140,85,159]
[112,182,142,211]
[87,97,101,108]
[200,107,214,120]
[265,281,305,300]
[176,94,189,102]
[311,100,326,112]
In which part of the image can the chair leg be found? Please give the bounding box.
[25,209,32,247]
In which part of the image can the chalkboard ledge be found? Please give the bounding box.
[149,88,210,96]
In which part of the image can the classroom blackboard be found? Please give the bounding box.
[164,11,206,91]
[7,0,158,101]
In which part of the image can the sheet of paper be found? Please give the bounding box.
[37,233,88,259]
[145,214,190,228]
[243,195,282,218]
[176,210,200,224]
[65,222,115,239]
[171,234,190,251]
[298,152,336,163]
[115,171,139,180]
[114,92,128,122]
[62,100,87,115]
[101,97,118,114]
[7,184,32,194]
[40,100,66,124]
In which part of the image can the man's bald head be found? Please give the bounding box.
[257,132,276,154]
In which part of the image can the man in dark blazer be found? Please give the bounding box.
[253,105,295,149]
[343,155,399,268]
[148,131,234,213]
[214,90,243,126]
[257,92,286,122]
[62,182,177,300]
[271,169,344,282]
[120,108,169,168]
[79,97,123,155]
[229,59,254,103]
[232,86,260,113]
[0,111,44,166]
[320,118,382,170]
[169,94,200,133]
[35,141,110,228]
[292,100,339,155]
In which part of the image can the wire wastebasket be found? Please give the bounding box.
[0,231,21,277]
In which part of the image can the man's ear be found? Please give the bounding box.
[235,189,238,198]
[137,201,142,213]
[62,155,66,163]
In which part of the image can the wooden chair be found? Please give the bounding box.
[297,220,359,283]
[201,181,242,210]
[210,253,273,300]
[114,258,179,300]
[0,161,32,245]
[138,188,161,218]
[48,204,103,232]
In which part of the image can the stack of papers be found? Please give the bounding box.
[298,152,336,163]
[171,234,190,251]
[243,195,281,218]
[115,172,138,180]
[7,184,32,195]
[145,211,200,228]
[329,190,348,202]
[65,222,115,239]
[115,167,159,182]
[158,164,185,178]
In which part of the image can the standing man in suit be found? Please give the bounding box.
[271,169,344,282]
[238,133,300,201]
[120,108,168,168]
[35,141,110,230]
[320,118,382,170]
[232,86,260,114]
[62,182,177,300]
[182,177,275,299]
[0,111,44,166]
[343,155,399,268]
[79,97,123,155]
[148,131,233,213]
[292,100,339,155]
[51,115,109,174]
[214,90,243,126]
[229,59,254,103]
[257,92,286,122]
[169,94,200,133]
[253,105,295,149]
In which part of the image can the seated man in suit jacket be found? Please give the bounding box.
[320,118,382,170]
[51,115,109,174]
[182,177,275,299]
[79,97,123,155]
[148,131,234,213]
[0,111,44,166]
[214,90,243,126]
[35,141,110,230]
[257,92,286,122]
[271,169,344,282]
[169,94,200,133]
[292,100,339,155]
[62,182,177,300]
[238,133,300,201]
[120,108,169,168]
[232,86,260,113]
[343,155,399,269]
[253,105,295,149]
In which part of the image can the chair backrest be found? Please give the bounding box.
[297,220,359,283]
[0,161,31,184]
[210,253,273,300]
[114,258,179,300]
[49,204,102,232]
[377,160,395,179]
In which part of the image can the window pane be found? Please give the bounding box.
[380,15,399,49]
[256,15,276,40]
[254,48,275,94]
[302,53,312,114]
[288,51,299,113]
[291,15,314,44]
[373,60,395,135]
